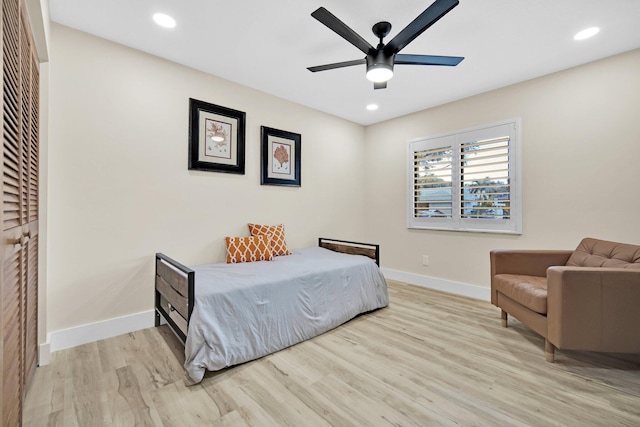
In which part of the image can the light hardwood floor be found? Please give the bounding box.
[24,281,640,426]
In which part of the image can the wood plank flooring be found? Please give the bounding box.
[24,281,640,426]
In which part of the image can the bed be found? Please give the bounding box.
[154,238,389,384]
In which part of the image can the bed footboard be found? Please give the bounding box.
[155,253,195,343]
[318,238,380,266]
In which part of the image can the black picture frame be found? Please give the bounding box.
[188,98,246,174]
[260,126,301,187]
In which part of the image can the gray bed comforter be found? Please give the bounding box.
[184,246,389,384]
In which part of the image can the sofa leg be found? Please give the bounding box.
[545,340,555,363]
[501,310,508,327]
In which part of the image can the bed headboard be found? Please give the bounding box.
[318,238,380,266]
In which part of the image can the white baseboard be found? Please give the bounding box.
[381,268,491,301]
[48,310,156,355]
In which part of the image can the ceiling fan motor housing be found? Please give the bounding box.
[366,50,395,82]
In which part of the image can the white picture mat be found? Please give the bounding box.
[198,111,238,166]
[267,135,296,181]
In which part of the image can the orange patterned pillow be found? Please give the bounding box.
[248,223,292,256]
[225,235,274,264]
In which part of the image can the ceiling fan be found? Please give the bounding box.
[307,0,464,89]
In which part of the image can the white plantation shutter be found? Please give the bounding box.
[460,136,510,220]
[407,120,521,234]
[413,146,453,218]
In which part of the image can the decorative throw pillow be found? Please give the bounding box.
[225,235,273,264]
[248,223,293,256]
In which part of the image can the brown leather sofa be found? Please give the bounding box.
[491,237,640,362]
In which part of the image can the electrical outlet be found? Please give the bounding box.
[422,255,429,266]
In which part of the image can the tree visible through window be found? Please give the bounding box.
[407,120,521,234]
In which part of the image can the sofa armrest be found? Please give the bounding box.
[490,250,573,304]
[546,266,640,353]
[490,250,573,276]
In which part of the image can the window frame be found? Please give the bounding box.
[406,119,522,234]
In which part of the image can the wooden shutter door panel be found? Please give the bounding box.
[24,233,36,387]
[2,143,21,231]
[2,245,23,427]
[3,0,20,233]
[28,54,38,224]
[2,0,25,425]
[1,0,39,424]
[19,14,30,228]
[18,4,38,395]
[24,46,39,391]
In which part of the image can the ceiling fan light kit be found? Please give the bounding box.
[307,0,464,89]
[366,52,395,83]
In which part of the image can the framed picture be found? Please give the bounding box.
[188,98,246,174]
[260,126,301,187]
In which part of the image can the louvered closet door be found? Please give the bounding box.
[24,39,39,391]
[19,6,38,391]
[1,0,39,425]
[2,0,25,424]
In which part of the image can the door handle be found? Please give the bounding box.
[7,233,30,247]
[6,230,31,247]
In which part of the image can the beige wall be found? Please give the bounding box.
[364,49,640,288]
[47,24,367,332]
[48,22,640,334]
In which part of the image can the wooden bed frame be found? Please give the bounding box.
[154,238,380,344]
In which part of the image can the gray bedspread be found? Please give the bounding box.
[184,246,389,384]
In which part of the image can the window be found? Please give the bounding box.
[407,120,521,234]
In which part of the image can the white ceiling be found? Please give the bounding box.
[49,0,640,126]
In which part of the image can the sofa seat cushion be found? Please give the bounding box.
[493,274,548,314]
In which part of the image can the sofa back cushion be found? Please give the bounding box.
[566,238,640,269]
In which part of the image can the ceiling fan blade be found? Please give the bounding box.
[374,81,387,90]
[384,0,459,55]
[307,58,366,73]
[395,54,464,66]
[311,7,374,55]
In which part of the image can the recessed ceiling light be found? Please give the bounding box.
[366,104,379,111]
[574,27,599,41]
[153,13,176,29]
